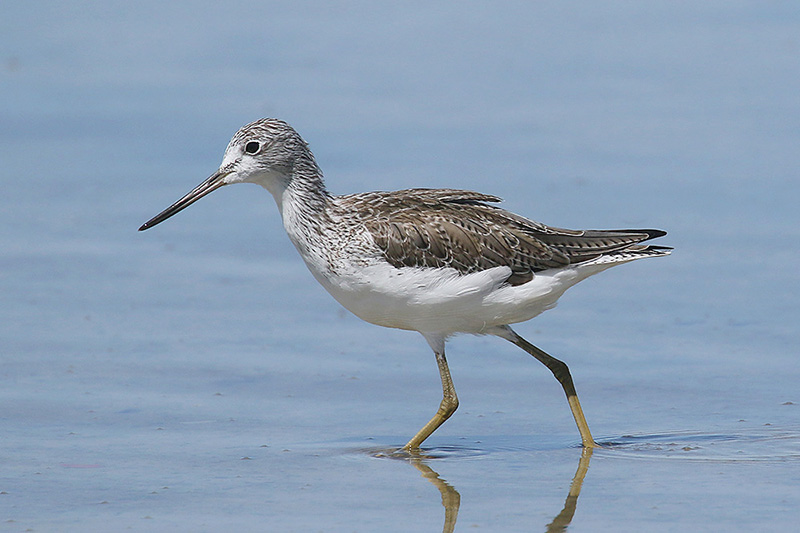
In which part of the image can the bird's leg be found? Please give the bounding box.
[499,326,597,448]
[403,350,459,451]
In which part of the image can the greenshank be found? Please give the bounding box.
[140,118,670,450]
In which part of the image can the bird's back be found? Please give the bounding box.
[337,188,670,287]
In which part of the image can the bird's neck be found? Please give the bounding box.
[271,157,334,261]
[261,151,329,215]
[288,157,330,213]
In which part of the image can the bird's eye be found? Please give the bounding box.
[244,141,260,154]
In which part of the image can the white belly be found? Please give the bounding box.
[308,260,607,335]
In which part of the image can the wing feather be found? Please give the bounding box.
[343,188,668,286]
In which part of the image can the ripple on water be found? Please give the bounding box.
[314,427,800,463]
[596,427,800,463]
[338,434,581,460]
[355,444,490,460]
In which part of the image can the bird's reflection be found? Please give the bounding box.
[545,447,593,532]
[395,446,593,533]
[408,458,461,533]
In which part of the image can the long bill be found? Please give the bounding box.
[138,169,231,231]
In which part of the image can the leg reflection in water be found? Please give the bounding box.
[546,447,594,532]
[405,446,593,533]
[409,458,461,533]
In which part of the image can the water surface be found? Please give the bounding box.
[2,2,799,531]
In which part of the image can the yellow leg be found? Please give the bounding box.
[403,351,459,451]
[503,327,597,448]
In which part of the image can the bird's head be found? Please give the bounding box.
[139,118,318,231]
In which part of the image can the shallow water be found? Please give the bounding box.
[2,2,799,531]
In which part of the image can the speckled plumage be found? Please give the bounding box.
[342,187,668,286]
[140,118,671,450]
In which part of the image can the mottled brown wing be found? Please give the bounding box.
[353,188,665,286]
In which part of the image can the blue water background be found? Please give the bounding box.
[2,2,799,531]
